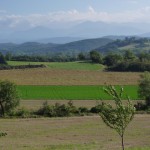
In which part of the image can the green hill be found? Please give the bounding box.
[0,38,112,55]
[95,37,150,54]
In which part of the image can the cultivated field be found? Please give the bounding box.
[0,61,142,100]
[0,68,141,85]
[17,85,138,100]
[0,115,149,150]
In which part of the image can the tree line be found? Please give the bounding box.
[89,50,150,72]
[0,50,150,72]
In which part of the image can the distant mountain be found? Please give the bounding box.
[0,21,149,43]
[0,38,113,55]
[69,21,143,37]
[140,32,150,38]
[35,37,85,44]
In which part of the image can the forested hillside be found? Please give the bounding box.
[95,37,150,54]
[0,37,150,56]
[0,38,112,55]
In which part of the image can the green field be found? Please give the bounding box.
[17,85,139,100]
[8,61,104,71]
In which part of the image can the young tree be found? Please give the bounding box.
[99,86,135,150]
[138,72,150,107]
[0,80,20,116]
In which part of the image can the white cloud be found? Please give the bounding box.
[1,6,150,29]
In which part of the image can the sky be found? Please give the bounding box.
[1,0,150,29]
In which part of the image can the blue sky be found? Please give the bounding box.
[1,0,150,29]
[0,0,150,14]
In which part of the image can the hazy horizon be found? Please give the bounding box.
[1,0,150,43]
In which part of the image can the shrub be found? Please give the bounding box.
[36,101,89,117]
[0,132,7,137]
[54,103,70,117]
[15,107,31,118]
[37,101,55,117]
[90,105,102,113]
[134,102,147,111]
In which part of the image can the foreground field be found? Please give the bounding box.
[0,68,141,85]
[0,115,149,150]
[17,85,138,100]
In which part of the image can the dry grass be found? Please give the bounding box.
[0,68,141,85]
[0,115,149,150]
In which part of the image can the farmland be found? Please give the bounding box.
[8,61,104,71]
[0,68,141,85]
[0,61,149,150]
[17,85,138,100]
[0,115,149,150]
[0,61,141,100]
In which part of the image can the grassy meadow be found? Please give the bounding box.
[0,115,149,150]
[8,61,104,71]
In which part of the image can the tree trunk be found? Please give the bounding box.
[121,134,125,150]
[0,102,4,117]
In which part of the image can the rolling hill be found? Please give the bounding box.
[0,37,150,56]
[95,37,150,54]
[0,38,113,55]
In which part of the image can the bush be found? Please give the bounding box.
[90,105,102,113]
[78,107,89,115]
[36,101,90,117]
[15,107,31,118]
[37,101,55,117]
[0,64,46,70]
[134,102,147,111]
[37,101,75,117]
[54,103,70,117]
[0,132,7,137]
